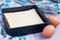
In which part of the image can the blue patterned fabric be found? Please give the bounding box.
[0,0,60,40]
